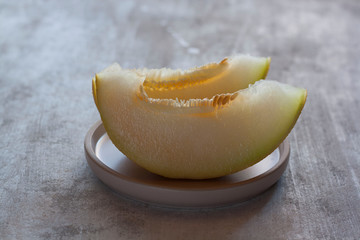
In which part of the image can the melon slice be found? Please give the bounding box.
[93,55,306,179]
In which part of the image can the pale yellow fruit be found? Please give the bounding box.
[93,55,306,179]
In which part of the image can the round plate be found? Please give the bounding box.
[84,121,290,208]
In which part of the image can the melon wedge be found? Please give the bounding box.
[93,56,306,179]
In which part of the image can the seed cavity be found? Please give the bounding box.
[142,58,229,91]
[138,85,239,109]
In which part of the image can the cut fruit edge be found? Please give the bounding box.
[93,55,272,110]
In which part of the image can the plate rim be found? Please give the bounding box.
[84,120,290,191]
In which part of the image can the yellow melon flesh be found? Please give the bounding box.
[93,55,306,179]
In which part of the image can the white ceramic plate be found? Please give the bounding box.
[84,121,290,208]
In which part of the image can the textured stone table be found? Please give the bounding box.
[1,0,360,239]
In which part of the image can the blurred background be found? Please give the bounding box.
[1,0,359,239]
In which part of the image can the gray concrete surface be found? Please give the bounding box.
[1,0,360,239]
